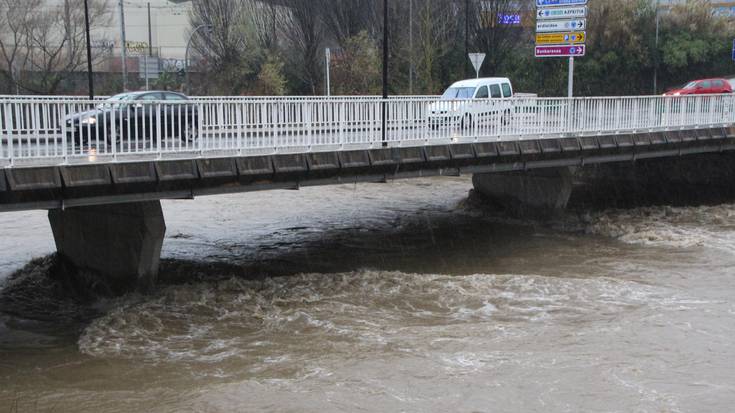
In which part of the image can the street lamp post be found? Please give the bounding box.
[653,0,660,95]
[382,0,388,146]
[83,0,94,99]
[465,0,470,78]
[118,0,128,91]
[409,0,413,94]
[185,24,213,95]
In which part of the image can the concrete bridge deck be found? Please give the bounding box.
[1,127,733,212]
[2,94,734,294]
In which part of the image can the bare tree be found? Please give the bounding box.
[277,0,326,94]
[0,0,111,94]
[414,0,457,93]
[321,0,379,44]
[243,0,281,52]
[189,0,252,93]
[471,0,533,75]
[0,0,36,93]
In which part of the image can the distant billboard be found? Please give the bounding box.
[497,13,522,25]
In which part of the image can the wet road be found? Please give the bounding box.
[1,177,735,412]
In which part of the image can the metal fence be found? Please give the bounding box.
[0,95,440,102]
[1,94,733,167]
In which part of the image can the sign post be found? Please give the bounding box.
[468,53,486,79]
[535,0,588,97]
[568,57,574,98]
[138,56,160,90]
[325,48,331,97]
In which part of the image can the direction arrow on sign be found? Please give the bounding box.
[537,6,587,20]
[536,31,586,45]
[535,45,586,57]
[536,19,586,33]
[537,0,587,6]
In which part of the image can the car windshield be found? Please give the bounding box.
[683,81,698,90]
[441,87,476,100]
[98,93,137,108]
[107,93,137,101]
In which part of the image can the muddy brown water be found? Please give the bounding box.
[1,177,735,412]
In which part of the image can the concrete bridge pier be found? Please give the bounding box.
[472,167,575,215]
[48,201,166,295]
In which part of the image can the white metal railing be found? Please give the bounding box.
[0,95,439,101]
[0,94,732,167]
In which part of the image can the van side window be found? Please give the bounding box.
[713,80,723,88]
[475,86,489,99]
[490,84,502,98]
[502,83,512,98]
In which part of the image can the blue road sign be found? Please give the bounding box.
[537,0,588,6]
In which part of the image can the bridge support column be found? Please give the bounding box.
[472,167,575,215]
[48,201,166,295]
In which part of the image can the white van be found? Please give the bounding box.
[429,77,516,130]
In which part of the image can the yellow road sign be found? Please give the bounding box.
[535,32,586,45]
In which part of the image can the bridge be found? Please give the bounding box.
[2,94,734,294]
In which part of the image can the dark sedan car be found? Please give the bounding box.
[65,91,199,145]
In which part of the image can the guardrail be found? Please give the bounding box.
[0,94,732,167]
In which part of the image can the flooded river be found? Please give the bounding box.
[1,176,735,412]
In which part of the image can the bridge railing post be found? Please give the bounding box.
[565,97,572,135]
[339,101,345,148]
[681,97,688,128]
[59,102,68,164]
[653,97,660,129]
[236,101,243,154]
[110,101,117,160]
[712,95,719,126]
[3,102,14,166]
[725,95,731,125]
[155,102,162,159]
[197,102,204,155]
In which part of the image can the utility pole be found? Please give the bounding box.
[653,0,660,95]
[409,0,413,95]
[118,0,128,91]
[146,2,153,90]
[465,0,470,78]
[84,0,94,99]
[148,2,153,58]
[64,0,72,58]
[382,0,389,146]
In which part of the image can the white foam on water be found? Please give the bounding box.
[78,270,687,370]
[576,204,735,250]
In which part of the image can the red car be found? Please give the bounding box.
[664,78,732,96]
